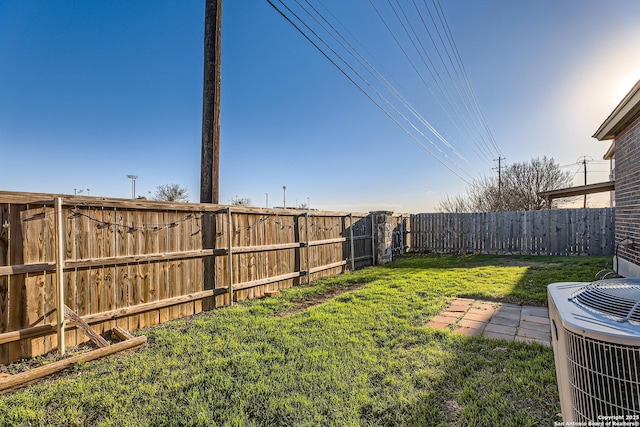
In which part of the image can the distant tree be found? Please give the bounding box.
[297,202,308,209]
[502,157,574,210]
[437,156,573,212]
[230,196,252,206]
[437,194,470,213]
[154,184,189,202]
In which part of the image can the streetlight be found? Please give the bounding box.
[265,192,269,208]
[282,185,286,209]
[127,174,138,199]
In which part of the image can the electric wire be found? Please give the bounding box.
[431,0,502,155]
[267,0,474,183]
[390,0,493,165]
[407,0,496,165]
[298,0,469,164]
[275,0,465,173]
[311,0,487,168]
[267,0,498,183]
[404,0,497,162]
[369,0,489,167]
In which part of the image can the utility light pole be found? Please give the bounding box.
[127,174,138,199]
[282,185,287,209]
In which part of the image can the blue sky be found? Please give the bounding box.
[2,1,640,213]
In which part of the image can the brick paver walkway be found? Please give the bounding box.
[427,298,551,346]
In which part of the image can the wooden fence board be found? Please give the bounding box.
[182,212,195,317]
[24,206,46,357]
[0,196,390,363]
[214,212,226,307]
[43,206,56,354]
[0,205,9,364]
[410,208,614,256]
[129,210,142,330]
[159,211,170,324]
[103,209,116,337]
[8,205,26,361]
[167,212,180,320]
[112,210,124,331]
[149,210,163,326]
[63,206,78,348]
[266,215,278,294]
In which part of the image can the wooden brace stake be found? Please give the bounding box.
[111,326,134,341]
[64,305,109,348]
[0,335,147,394]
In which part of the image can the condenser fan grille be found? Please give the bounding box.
[565,329,640,420]
[570,278,640,324]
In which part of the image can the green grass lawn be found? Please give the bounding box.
[0,254,612,426]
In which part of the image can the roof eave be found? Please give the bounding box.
[593,79,640,141]
[603,141,615,160]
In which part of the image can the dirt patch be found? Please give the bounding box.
[444,399,462,420]
[494,258,561,268]
[274,284,363,317]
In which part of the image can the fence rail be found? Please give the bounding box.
[0,192,407,364]
[410,208,615,256]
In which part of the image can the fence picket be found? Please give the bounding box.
[410,209,614,256]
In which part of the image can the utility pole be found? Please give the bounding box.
[577,156,593,208]
[494,157,505,208]
[200,0,222,204]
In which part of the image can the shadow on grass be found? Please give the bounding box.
[378,331,560,426]
[0,254,612,426]
[358,254,571,424]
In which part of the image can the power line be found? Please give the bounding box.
[385,0,497,162]
[376,0,495,166]
[266,0,500,183]
[266,0,474,183]
[413,0,496,162]
[431,0,501,156]
[297,0,467,163]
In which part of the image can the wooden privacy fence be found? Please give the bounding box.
[410,208,615,255]
[0,192,409,364]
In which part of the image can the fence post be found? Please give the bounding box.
[370,211,394,264]
[370,215,375,265]
[227,208,233,306]
[347,214,355,271]
[305,212,311,285]
[54,197,66,356]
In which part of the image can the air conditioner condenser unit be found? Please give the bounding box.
[548,279,640,422]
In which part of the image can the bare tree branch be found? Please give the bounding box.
[154,184,190,202]
[437,156,573,212]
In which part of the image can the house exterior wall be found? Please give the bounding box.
[613,113,640,277]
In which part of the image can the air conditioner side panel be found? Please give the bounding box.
[548,292,575,422]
